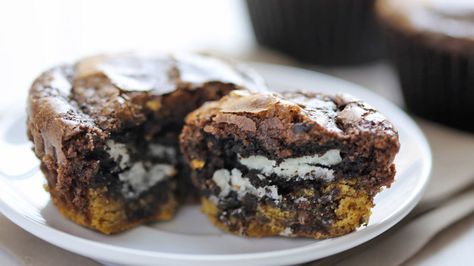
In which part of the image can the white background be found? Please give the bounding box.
[0,0,253,110]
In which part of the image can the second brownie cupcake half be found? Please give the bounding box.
[246,0,383,65]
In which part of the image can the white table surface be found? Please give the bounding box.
[0,1,473,265]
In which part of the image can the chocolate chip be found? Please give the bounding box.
[292,123,312,133]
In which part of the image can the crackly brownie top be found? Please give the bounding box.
[28,53,265,134]
[73,53,264,93]
[186,90,399,149]
[27,53,265,163]
[377,0,474,42]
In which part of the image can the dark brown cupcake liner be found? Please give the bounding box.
[245,0,383,65]
[380,22,474,132]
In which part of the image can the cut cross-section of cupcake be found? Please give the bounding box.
[180,90,400,239]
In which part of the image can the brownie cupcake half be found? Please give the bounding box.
[27,53,265,234]
[376,0,474,132]
[180,90,400,239]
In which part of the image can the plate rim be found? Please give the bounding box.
[0,62,432,266]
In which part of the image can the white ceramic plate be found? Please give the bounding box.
[0,63,431,266]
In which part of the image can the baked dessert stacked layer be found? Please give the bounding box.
[27,53,264,234]
[180,91,399,238]
[27,53,400,238]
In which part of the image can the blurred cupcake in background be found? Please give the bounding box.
[245,0,383,66]
[376,0,474,132]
